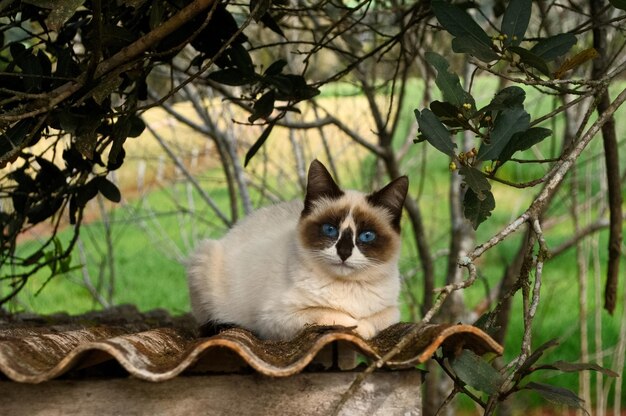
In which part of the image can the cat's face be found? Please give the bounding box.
[298,160,408,278]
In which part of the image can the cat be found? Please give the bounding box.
[186,159,408,340]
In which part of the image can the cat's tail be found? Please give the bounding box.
[186,239,224,326]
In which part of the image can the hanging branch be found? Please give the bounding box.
[590,0,623,314]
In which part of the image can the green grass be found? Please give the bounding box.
[6,78,626,411]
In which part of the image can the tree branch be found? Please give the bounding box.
[469,87,626,263]
[144,122,231,228]
[591,0,623,314]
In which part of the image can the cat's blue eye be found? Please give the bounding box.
[358,230,376,243]
[322,223,339,238]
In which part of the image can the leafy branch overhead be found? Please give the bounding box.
[0,0,316,305]
[414,0,590,229]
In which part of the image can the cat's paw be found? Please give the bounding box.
[330,315,359,329]
[355,319,377,339]
[311,312,358,330]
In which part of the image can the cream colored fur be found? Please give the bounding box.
[187,166,405,340]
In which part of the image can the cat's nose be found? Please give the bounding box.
[336,230,354,261]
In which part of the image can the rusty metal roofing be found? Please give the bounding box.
[0,306,502,383]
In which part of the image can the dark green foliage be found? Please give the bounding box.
[459,166,491,198]
[0,0,312,306]
[534,361,619,377]
[479,86,526,113]
[413,0,581,229]
[445,341,616,413]
[451,37,500,62]
[94,177,122,203]
[530,34,578,61]
[463,188,496,230]
[477,107,530,162]
[431,1,493,62]
[244,121,276,167]
[524,382,589,414]
[498,127,552,163]
[425,52,475,109]
[414,109,456,156]
[508,46,552,76]
[450,349,504,395]
[500,0,531,47]
[249,90,276,123]
[208,68,255,86]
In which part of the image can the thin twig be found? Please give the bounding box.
[330,261,477,416]
[145,122,231,227]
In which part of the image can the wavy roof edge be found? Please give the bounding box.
[0,306,502,383]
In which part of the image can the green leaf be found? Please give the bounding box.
[425,52,474,108]
[535,361,619,377]
[54,47,79,81]
[244,121,276,167]
[525,382,589,414]
[450,349,503,395]
[76,180,99,207]
[452,37,499,62]
[260,12,286,38]
[432,1,492,47]
[464,188,495,229]
[268,74,319,101]
[264,59,287,76]
[509,46,551,76]
[249,90,276,123]
[478,107,530,161]
[127,116,146,138]
[480,86,526,113]
[498,127,551,162]
[517,338,560,376]
[609,0,626,10]
[107,144,125,171]
[149,0,165,30]
[250,0,272,22]
[35,157,65,189]
[430,101,463,127]
[473,310,501,337]
[95,177,121,203]
[228,44,255,76]
[208,68,254,86]
[13,48,43,91]
[27,197,63,224]
[459,166,491,199]
[501,0,531,47]
[531,33,577,61]
[36,50,51,77]
[414,109,456,157]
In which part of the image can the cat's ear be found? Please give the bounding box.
[367,176,409,230]
[303,160,344,215]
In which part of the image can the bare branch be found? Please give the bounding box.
[144,122,231,228]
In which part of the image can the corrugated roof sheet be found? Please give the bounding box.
[0,306,502,383]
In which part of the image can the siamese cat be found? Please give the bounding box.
[187,160,408,340]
